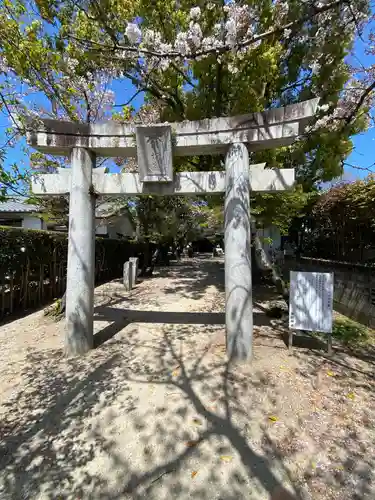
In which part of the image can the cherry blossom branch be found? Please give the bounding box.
[70,0,349,60]
[169,62,196,89]
[347,1,366,41]
[344,79,375,126]
[0,131,19,150]
[0,179,28,197]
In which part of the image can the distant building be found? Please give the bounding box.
[256,224,282,258]
[94,201,136,239]
[196,221,282,260]
[0,199,46,230]
[0,198,136,239]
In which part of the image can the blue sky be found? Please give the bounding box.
[1,27,374,184]
[343,20,375,182]
[0,78,145,177]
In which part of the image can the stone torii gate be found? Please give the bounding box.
[27,98,318,359]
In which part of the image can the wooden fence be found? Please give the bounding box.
[1,260,67,319]
[0,230,144,323]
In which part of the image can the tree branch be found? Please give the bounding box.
[347,1,366,42]
[344,79,375,126]
[0,92,22,132]
[169,62,196,89]
[342,160,375,172]
[82,89,92,124]
[114,89,144,107]
[0,178,28,198]
[280,76,312,94]
[70,0,347,60]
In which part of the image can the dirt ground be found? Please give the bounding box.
[0,256,374,500]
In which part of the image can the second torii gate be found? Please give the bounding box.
[27,98,319,359]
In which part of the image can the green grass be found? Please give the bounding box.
[331,317,371,346]
[311,316,373,347]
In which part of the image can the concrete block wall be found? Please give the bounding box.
[284,257,375,329]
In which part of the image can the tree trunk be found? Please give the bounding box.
[138,197,155,276]
[139,239,154,276]
[60,290,66,313]
[251,220,289,303]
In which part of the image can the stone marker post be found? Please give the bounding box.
[123,261,133,291]
[65,147,96,355]
[225,143,252,360]
[129,257,139,284]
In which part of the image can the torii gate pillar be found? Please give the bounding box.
[225,143,252,360]
[65,147,96,354]
[27,98,318,359]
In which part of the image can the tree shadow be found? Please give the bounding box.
[161,256,225,300]
[2,308,375,499]
[0,321,301,500]
[3,243,375,498]
[93,307,272,348]
[0,348,133,498]
[119,328,300,499]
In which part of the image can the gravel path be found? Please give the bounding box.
[0,257,374,500]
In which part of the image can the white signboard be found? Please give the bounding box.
[289,271,333,333]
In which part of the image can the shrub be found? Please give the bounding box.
[302,176,375,262]
[332,317,370,346]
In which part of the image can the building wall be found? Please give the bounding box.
[22,215,44,230]
[256,225,281,258]
[0,213,45,230]
[0,211,134,238]
[94,215,135,239]
[0,213,23,227]
[95,218,108,236]
[107,216,135,239]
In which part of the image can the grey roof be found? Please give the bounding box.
[0,198,41,213]
[0,197,126,218]
[95,201,114,217]
[95,201,128,218]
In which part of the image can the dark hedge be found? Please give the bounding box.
[0,227,143,319]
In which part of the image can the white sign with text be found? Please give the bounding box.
[289,271,333,333]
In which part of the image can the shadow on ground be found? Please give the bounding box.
[93,308,273,348]
[161,257,225,300]
[1,257,375,499]
[0,327,305,500]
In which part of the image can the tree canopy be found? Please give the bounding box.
[0,0,373,239]
[299,176,375,262]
